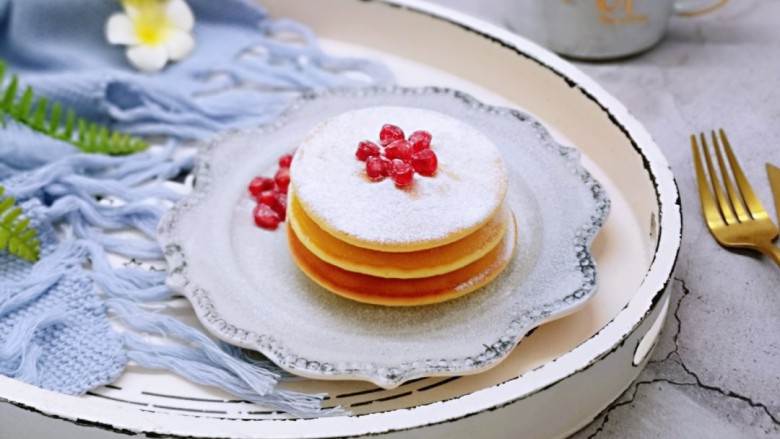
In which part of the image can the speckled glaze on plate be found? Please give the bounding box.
[157,87,610,388]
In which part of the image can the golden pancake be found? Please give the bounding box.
[288,191,510,279]
[286,213,517,306]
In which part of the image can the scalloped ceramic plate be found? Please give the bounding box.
[157,87,609,388]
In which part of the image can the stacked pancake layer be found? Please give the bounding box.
[287,106,517,306]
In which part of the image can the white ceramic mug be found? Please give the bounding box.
[507,0,727,59]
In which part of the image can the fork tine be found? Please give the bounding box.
[700,132,737,225]
[718,129,770,220]
[711,131,750,222]
[691,134,727,230]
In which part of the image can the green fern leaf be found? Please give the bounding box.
[15,86,33,121]
[31,97,47,130]
[49,102,61,133]
[11,215,30,233]
[0,185,40,261]
[0,231,9,250]
[1,74,17,108]
[2,206,22,226]
[0,196,14,215]
[0,60,148,155]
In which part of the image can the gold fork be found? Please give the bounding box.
[691,129,780,265]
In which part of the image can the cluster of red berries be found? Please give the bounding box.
[355,124,438,188]
[247,153,293,230]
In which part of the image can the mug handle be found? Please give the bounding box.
[675,0,728,17]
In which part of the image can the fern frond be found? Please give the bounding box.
[0,60,148,155]
[0,185,40,261]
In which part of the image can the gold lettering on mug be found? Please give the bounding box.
[595,0,648,24]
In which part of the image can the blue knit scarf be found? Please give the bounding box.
[0,0,392,417]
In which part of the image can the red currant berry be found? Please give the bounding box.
[379,124,405,146]
[274,168,290,194]
[258,189,279,207]
[379,156,392,176]
[253,203,280,230]
[384,139,412,161]
[366,156,389,181]
[271,192,287,221]
[411,149,438,176]
[408,130,432,153]
[248,176,274,197]
[391,159,414,187]
[355,140,381,161]
[278,153,293,168]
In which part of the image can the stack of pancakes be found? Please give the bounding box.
[287,106,517,306]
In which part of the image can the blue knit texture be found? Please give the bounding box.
[0,203,126,394]
[0,0,391,417]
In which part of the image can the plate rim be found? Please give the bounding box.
[157,85,612,388]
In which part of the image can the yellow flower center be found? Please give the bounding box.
[122,0,173,45]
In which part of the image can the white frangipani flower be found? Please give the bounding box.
[106,0,196,73]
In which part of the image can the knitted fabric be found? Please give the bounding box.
[0,201,126,394]
[0,0,392,417]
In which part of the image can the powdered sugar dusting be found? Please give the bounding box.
[290,106,508,246]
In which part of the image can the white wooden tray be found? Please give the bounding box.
[0,1,681,438]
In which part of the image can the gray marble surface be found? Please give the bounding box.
[428,0,780,437]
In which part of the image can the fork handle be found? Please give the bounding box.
[757,242,780,267]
